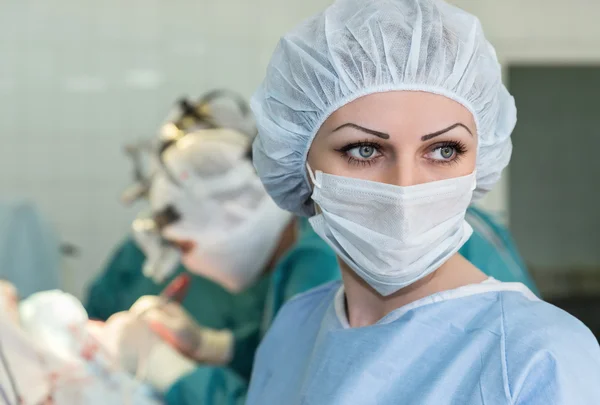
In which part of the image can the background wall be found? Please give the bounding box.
[454,0,600,296]
[0,0,333,298]
[453,0,600,223]
[0,0,596,298]
[508,66,600,280]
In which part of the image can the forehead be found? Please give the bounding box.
[323,91,477,137]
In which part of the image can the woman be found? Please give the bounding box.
[245,0,600,403]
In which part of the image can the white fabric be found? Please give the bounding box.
[19,290,89,362]
[1,295,159,404]
[149,129,292,292]
[161,128,252,188]
[191,327,234,365]
[308,167,475,295]
[178,194,292,292]
[132,213,182,283]
[113,310,199,393]
[128,295,235,365]
[140,341,196,393]
[251,0,516,216]
[203,97,257,138]
[0,312,56,404]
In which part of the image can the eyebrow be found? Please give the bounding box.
[332,123,390,139]
[421,123,472,141]
[332,122,473,141]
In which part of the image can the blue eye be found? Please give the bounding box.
[427,140,468,163]
[335,140,384,167]
[349,145,378,159]
[430,145,456,160]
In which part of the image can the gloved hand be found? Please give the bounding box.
[129,295,234,365]
[107,310,197,393]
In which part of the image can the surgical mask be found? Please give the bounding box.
[173,195,292,293]
[150,133,293,292]
[307,165,475,296]
[132,215,182,283]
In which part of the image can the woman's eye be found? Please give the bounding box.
[429,145,456,161]
[348,145,380,160]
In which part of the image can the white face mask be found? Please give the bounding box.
[132,214,182,284]
[307,166,475,296]
[148,130,293,292]
[177,196,292,292]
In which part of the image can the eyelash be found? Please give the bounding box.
[334,139,468,167]
[335,140,383,167]
[428,140,467,165]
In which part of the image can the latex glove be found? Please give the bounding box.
[108,311,196,393]
[130,295,234,365]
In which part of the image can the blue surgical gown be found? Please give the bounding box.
[247,280,600,404]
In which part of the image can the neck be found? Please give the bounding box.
[264,218,297,274]
[341,254,488,328]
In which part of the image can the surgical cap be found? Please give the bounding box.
[251,0,516,217]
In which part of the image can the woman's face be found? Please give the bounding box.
[307,91,477,186]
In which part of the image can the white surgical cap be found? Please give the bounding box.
[251,0,516,217]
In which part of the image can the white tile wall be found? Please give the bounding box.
[0,0,333,298]
[1,0,597,298]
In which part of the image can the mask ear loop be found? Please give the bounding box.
[305,163,321,188]
[470,171,477,192]
[305,163,322,215]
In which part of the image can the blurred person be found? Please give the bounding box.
[84,92,276,384]
[85,90,259,321]
[108,117,341,404]
[242,0,600,403]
